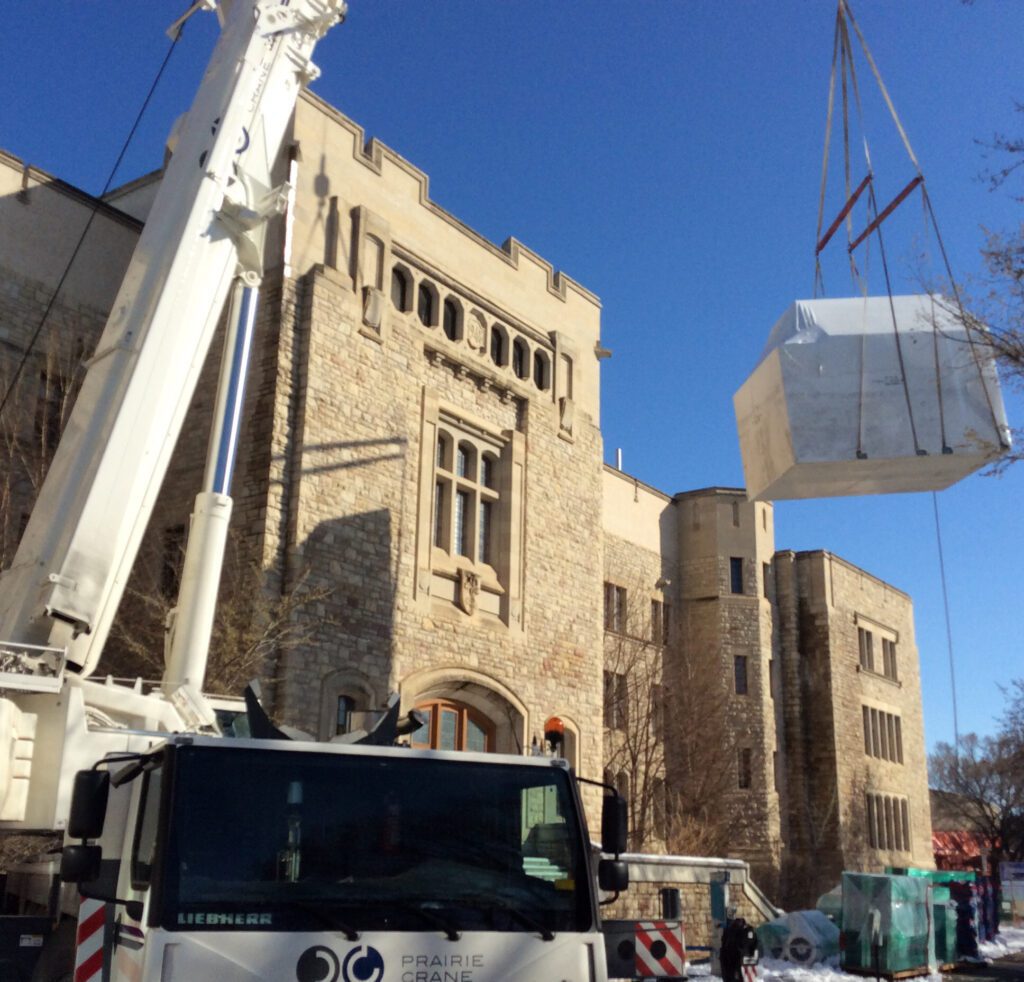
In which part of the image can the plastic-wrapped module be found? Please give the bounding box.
[840,871,933,975]
[734,296,1011,500]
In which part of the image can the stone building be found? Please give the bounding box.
[602,474,934,905]
[0,89,933,907]
[1,91,607,805]
[774,548,934,900]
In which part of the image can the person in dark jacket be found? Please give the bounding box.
[720,916,759,982]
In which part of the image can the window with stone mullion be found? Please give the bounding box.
[454,485,474,558]
[434,430,501,568]
[478,496,495,565]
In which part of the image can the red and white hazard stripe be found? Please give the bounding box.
[74,897,106,982]
[742,964,758,982]
[635,919,686,978]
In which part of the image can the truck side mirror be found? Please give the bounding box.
[68,770,109,840]
[601,792,628,856]
[598,858,629,893]
[61,844,102,884]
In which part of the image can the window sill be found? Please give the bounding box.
[431,553,504,595]
[856,665,902,688]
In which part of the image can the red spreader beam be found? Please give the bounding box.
[847,174,923,254]
[816,174,873,256]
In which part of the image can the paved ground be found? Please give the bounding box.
[945,951,1024,981]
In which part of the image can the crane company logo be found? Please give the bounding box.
[342,945,385,982]
[295,945,340,982]
[400,953,484,980]
[295,944,385,982]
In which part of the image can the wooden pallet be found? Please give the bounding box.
[843,966,932,981]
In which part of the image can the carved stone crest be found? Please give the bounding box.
[466,312,486,352]
[458,568,480,615]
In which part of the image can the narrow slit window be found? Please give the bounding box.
[442,298,460,340]
[390,266,409,310]
[417,282,436,326]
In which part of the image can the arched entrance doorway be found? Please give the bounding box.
[409,698,495,752]
[401,668,527,755]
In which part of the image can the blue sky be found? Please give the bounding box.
[2,1,1022,753]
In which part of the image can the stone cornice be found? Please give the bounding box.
[0,149,144,231]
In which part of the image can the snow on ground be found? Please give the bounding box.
[980,925,1024,960]
[682,926,1024,980]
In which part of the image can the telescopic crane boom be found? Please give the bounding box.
[0,0,345,828]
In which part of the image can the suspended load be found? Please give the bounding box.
[734,295,1011,501]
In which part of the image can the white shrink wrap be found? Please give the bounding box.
[734,295,1011,500]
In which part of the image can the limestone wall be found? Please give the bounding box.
[774,550,933,905]
[673,490,782,887]
[605,855,777,948]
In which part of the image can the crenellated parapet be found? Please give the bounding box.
[306,99,600,310]
[289,90,603,423]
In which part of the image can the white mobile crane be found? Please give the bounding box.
[0,2,629,979]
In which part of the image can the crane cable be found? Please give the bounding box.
[843,5,926,457]
[828,6,961,748]
[837,11,876,460]
[820,1,1001,756]
[0,20,186,424]
[849,0,1006,452]
[818,0,1006,454]
[932,492,961,751]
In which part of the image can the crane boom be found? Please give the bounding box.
[0,0,344,830]
[0,0,343,679]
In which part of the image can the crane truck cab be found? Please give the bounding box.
[61,735,628,982]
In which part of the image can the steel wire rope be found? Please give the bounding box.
[847,0,1004,450]
[932,491,960,751]
[813,7,844,299]
[834,0,974,764]
[920,185,1009,449]
[0,17,187,423]
[844,0,987,759]
[921,192,951,455]
[838,12,876,460]
[840,4,924,456]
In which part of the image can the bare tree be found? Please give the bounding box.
[1000,678,1024,747]
[929,679,1024,890]
[661,649,746,860]
[103,530,335,698]
[0,333,84,566]
[779,765,877,909]
[934,104,1024,472]
[603,586,667,851]
[0,329,334,703]
[602,584,751,857]
[0,334,85,871]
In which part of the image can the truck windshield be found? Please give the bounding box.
[156,745,593,935]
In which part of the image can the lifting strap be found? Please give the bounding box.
[815,0,1007,457]
[817,1,923,452]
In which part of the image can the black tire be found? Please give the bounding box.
[30,917,76,982]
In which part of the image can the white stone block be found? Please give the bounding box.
[734,296,1011,501]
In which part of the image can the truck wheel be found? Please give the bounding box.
[30,918,76,982]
